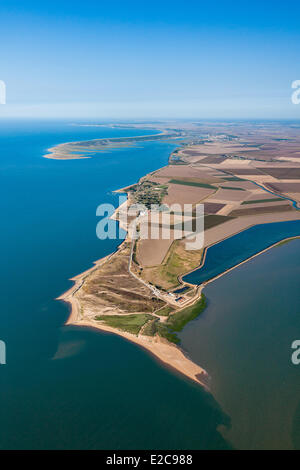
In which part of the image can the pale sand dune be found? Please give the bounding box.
[44,143,90,160]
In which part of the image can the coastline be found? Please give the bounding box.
[44,129,178,160]
[59,217,300,389]
[55,124,300,391]
[58,244,209,388]
[181,234,300,289]
[58,186,209,388]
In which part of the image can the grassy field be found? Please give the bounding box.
[94,282,207,343]
[146,294,207,344]
[220,185,245,191]
[132,239,138,264]
[95,314,154,334]
[156,323,180,344]
[204,214,235,230]
[166,295,207,332]
[142,318,159,336]
[142,319,180,344]
[276,236,300,247]
[223,176,243,181]
[155,305,175,316]
[141,239,203,289]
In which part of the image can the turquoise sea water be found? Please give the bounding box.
[0,120,299,449]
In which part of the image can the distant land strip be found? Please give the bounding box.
[44,129,183,160]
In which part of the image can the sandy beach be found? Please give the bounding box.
[43,129,176,160]
[55,123,300,392]
[58,257,209,388]
[59,217,300,389]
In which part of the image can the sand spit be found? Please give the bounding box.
[44,129,178,160]
[58,253,209,389]
[54,122,300,390]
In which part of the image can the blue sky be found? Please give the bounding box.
[0,0,300,119]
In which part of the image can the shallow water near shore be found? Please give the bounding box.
[0,119,299,449]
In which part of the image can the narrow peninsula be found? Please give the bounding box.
[53,121,300,387]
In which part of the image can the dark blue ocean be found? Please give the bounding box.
[0,120,299,449]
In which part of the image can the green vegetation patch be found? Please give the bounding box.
[95,314,153,335]
[143,318,159,336]
[168,214,235,233]
[220,186,245,191]
[166,295,207,332]
[130,180,168,209]
[132,240,138,264]
[276,236,300,247]
[169,179,217,189]
[204,214,235,230]
[156,322,180,344]
[223,176,243,181]
[155,305,175,316]
[241,198,283,205]
[153,295,207,344]
[141,318,180,343]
